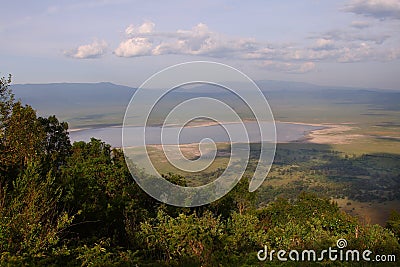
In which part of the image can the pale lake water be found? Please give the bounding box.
[69,122,323,147]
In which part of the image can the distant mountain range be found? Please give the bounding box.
[11,82,135,128]
[11,82,135,114]
[11,81,400,128]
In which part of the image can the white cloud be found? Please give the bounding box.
[153,23,215,55]
[345,0,400,20]
[340,43,400,62]
[116,22,258,58]
[317,28,390,45]
[260,61,316,73]
[125,21,155,35]
[114,37,152,57]
[241,47,276,60]
[313,38,336,50]
[152,40,186,56]
[64,40,107,59]
[299,62,317,73]
[338,42,373,62]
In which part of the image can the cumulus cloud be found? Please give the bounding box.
[64,40,107,59]
[345,0,400,20]
[125,21,155,35]
[115,22,257,58]
[152,23,217,55]
[114,37,152,57]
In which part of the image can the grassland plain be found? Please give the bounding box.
[137,141,399,225]
[102,89,400,225]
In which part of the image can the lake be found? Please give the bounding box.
[69,122,322,147]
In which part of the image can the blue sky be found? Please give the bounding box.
[1,0,400,89]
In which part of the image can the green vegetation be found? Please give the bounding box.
[1,76,400,265]
[135,141,400,225]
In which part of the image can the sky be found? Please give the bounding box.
[1,0,400,89]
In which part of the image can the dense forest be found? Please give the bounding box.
[1,75,400,266]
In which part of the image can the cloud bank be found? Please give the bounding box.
[65,13,399,73]
[111,22,317,73]
[345,0,400,20]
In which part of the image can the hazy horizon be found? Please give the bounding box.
[10,79,400,92]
